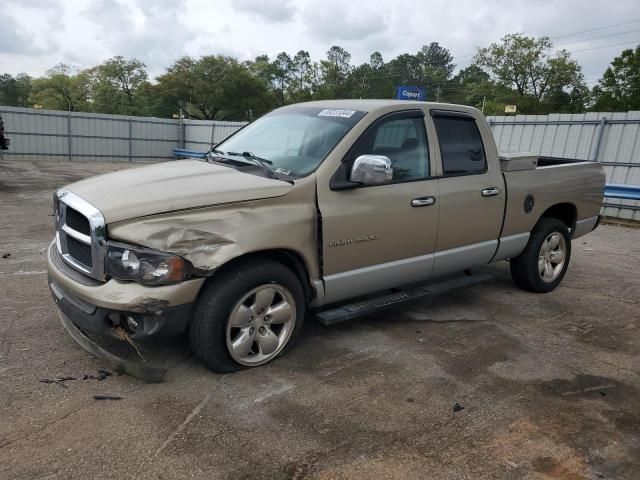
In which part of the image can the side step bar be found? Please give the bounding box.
[315,272,493,326]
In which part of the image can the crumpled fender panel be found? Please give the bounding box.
[107,177,320,279]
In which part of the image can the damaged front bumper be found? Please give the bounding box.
[46,242,207,381]
[48,278,194,339]
[46,242,205,340]
[56,308,167,382]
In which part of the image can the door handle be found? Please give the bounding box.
[411,196,436,207]
[481,187,500,197]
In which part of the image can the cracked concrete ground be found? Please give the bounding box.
[1,159,639,479]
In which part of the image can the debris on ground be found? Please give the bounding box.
[83,369,113,381]
[2,253,10,258]
[39,376,77,388]
[93,395,122,401]
[453,403,465,412]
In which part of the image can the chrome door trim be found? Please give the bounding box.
[491,232,530,262]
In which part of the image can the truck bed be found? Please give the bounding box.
[536,156,590,167]
[500,157,605,238]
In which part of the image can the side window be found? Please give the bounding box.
[433,116,486,175]
[351,116,429,182]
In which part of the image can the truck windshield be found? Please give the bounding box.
[214,106,366,178]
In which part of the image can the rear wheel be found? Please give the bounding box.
[510,218,571,293]
[189,259,305,372]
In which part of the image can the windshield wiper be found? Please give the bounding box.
[227,151,273,165]
[224,151,276,179]
[207,149,292,181]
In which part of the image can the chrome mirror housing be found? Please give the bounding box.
[350,155,393,185]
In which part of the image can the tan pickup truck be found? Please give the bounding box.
[47,100,605,374]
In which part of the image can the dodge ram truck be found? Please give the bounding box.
[47,100,605,374]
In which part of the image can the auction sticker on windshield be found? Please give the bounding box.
[318,109,356,118]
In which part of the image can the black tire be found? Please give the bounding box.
[189,259,305,373]
[510,217,572,293]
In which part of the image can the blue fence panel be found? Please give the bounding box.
[173,148,207,159]
[604,184,640,200]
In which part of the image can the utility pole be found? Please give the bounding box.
[481,96,486,114]
[360,73,367,99]
[436,86,441,102]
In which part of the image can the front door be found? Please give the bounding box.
[318,110,440,304]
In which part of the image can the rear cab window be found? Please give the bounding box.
[432,114,487,176]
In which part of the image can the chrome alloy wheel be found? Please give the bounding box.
[538,232,567,283]
[225,284,296,366]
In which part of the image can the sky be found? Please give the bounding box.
[2,0,640,86]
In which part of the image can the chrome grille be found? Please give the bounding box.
[54,189,107,281]
[66,236,93,267]
[65,207,91,235]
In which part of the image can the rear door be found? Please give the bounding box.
[429,110,504,277]
[318,110,440,304]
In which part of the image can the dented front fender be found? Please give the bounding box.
[107,176,320,281]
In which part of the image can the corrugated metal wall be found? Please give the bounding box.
[0,106,246,163]
[183,119,246,151]
[2,105,639,220]
[488,112,640,221]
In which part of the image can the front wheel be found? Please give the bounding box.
[189,259,305,373]
[510,218,571,293]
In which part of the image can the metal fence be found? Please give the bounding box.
[2,105,639,220]
[183,118,246,151]
[0,105,246,163]
[488,112,640,221]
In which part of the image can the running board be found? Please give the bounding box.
[315,272,493,326]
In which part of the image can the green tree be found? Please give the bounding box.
[88,56,149,115]
[592,45,640,111]
[352,52,394,99]
[386,53,423,86]
[29,64,90,111]
[156,55,273,120]
[245,55,275,89]
[319,46,353,98]
[271,52,293,105]
[417,42,454,85]
[446,65,492,108]
[0,73,32,107]
[290,50,314,102]
[475,34,587,113]
[385,43,455,100]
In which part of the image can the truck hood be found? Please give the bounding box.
[65,160,294,223]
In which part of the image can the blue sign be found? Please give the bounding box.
[396,85,426,101]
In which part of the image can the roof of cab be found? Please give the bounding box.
[279,99,480,115]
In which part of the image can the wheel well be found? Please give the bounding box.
[203,250,314,303]
[539,203,577,231]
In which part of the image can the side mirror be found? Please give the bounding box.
[350,155,393,186]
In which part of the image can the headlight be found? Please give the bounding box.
[106,242,190,285]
